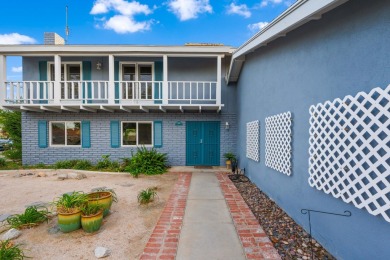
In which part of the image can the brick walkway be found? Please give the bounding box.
[217,172,281,260]
[140,172,192,260]
[140,171,281,260]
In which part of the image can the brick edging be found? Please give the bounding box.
[140,172,192,260]
[217,172,281,260]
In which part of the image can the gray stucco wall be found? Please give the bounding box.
[235,0,390,259]
[22,112,237,166]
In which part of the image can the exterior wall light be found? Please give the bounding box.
[96,61,102,70]
[225,122,230,130]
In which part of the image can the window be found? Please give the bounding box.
[121,63,153,100]
[50,121,81,146]
[122,122,152,146]
[49,63,81,99]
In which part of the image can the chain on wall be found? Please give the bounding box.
[246,120,260,162]
[308,85,390,223]
[265,112,292,175]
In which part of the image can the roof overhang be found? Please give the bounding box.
[0,45,235,57]
[227,0,349,84]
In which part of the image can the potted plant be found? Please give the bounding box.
[80,204,104,233]
[223,152,236,170]
[88,188,117,217]
[53,191,88,233]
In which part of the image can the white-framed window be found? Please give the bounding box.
[50,121,81,146]
[121,121,153,146]
[120,62,154,100]
[48,62,82,99]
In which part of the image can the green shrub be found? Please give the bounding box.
[3,149,22,160]
[96,155,119,171]
[73,160,93,170]
[125,147,168,177]
[137,187,158,205]
[0,158,7,167]
[6,206,50,229]
[0,240,29,259]
[34,162,46,168]
[0,110,22,160]
[54,160,78,169]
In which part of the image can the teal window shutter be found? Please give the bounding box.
[154,61,163,104]
[154,121,163,148]
[82,61,92,103]
[38,120,48,148]
[114,61,119,103]
[39,61,48,104]
[110,120,120,148]
[81,121,91,148]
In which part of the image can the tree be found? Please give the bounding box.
[0,110,22,159]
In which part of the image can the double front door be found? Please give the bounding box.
[186,121,220,166]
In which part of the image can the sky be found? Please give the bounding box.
[0,0,294,80]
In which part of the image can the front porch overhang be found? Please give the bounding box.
[2,104,224,113]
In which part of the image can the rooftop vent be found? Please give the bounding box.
[44,32,65,45]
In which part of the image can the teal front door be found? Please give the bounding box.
[186,121,220,166]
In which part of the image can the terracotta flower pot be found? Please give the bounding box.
[57,209,82,233]
[88,191,113,217]
[81,210,103,233]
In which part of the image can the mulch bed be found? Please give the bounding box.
[228,174,335,260]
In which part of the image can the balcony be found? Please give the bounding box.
[2,80,222,113]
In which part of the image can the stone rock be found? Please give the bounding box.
[48,225,61,234]
[91,186,107,192]
[25,201,49,208]
[68,172,87,180]
[0,174,9,177]
[37,172,47,177]
[94,247,111,258]
[58,173,68,180]
[26,172,34,176]
[2,228,22,240]
[297,249,303,255]
[0,214,11,222]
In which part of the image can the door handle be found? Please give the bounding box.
[200,139,203,144]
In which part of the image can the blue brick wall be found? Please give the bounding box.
[22,112,237,166]
[235,0,390,259]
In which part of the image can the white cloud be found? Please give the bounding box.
[0,33,36,45]
[259,0,293,8]
[227,3,251,18]
[248,22,269,32]
[11,66,23,73]
[90,0,153,33]
[168,0,212,21]
[104,15,151,33]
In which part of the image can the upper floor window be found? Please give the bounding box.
[50,121,81,146]
[121,63,153,81]
[49,63,81,81]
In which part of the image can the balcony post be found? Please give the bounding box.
[108,54,115,104]
[0,55,6,106]
[54,55,61,103]
[216,55,222,105]
[163,55,168,105]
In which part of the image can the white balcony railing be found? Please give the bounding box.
[4,80,218,105]
[168,81,217,104]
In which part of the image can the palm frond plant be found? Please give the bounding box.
[6,206,50,229]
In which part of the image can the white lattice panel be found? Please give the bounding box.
[309,85,390,223]
[265,112,292,175]
[246,120,259,162]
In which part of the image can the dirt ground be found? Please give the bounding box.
[0,169,178,259]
